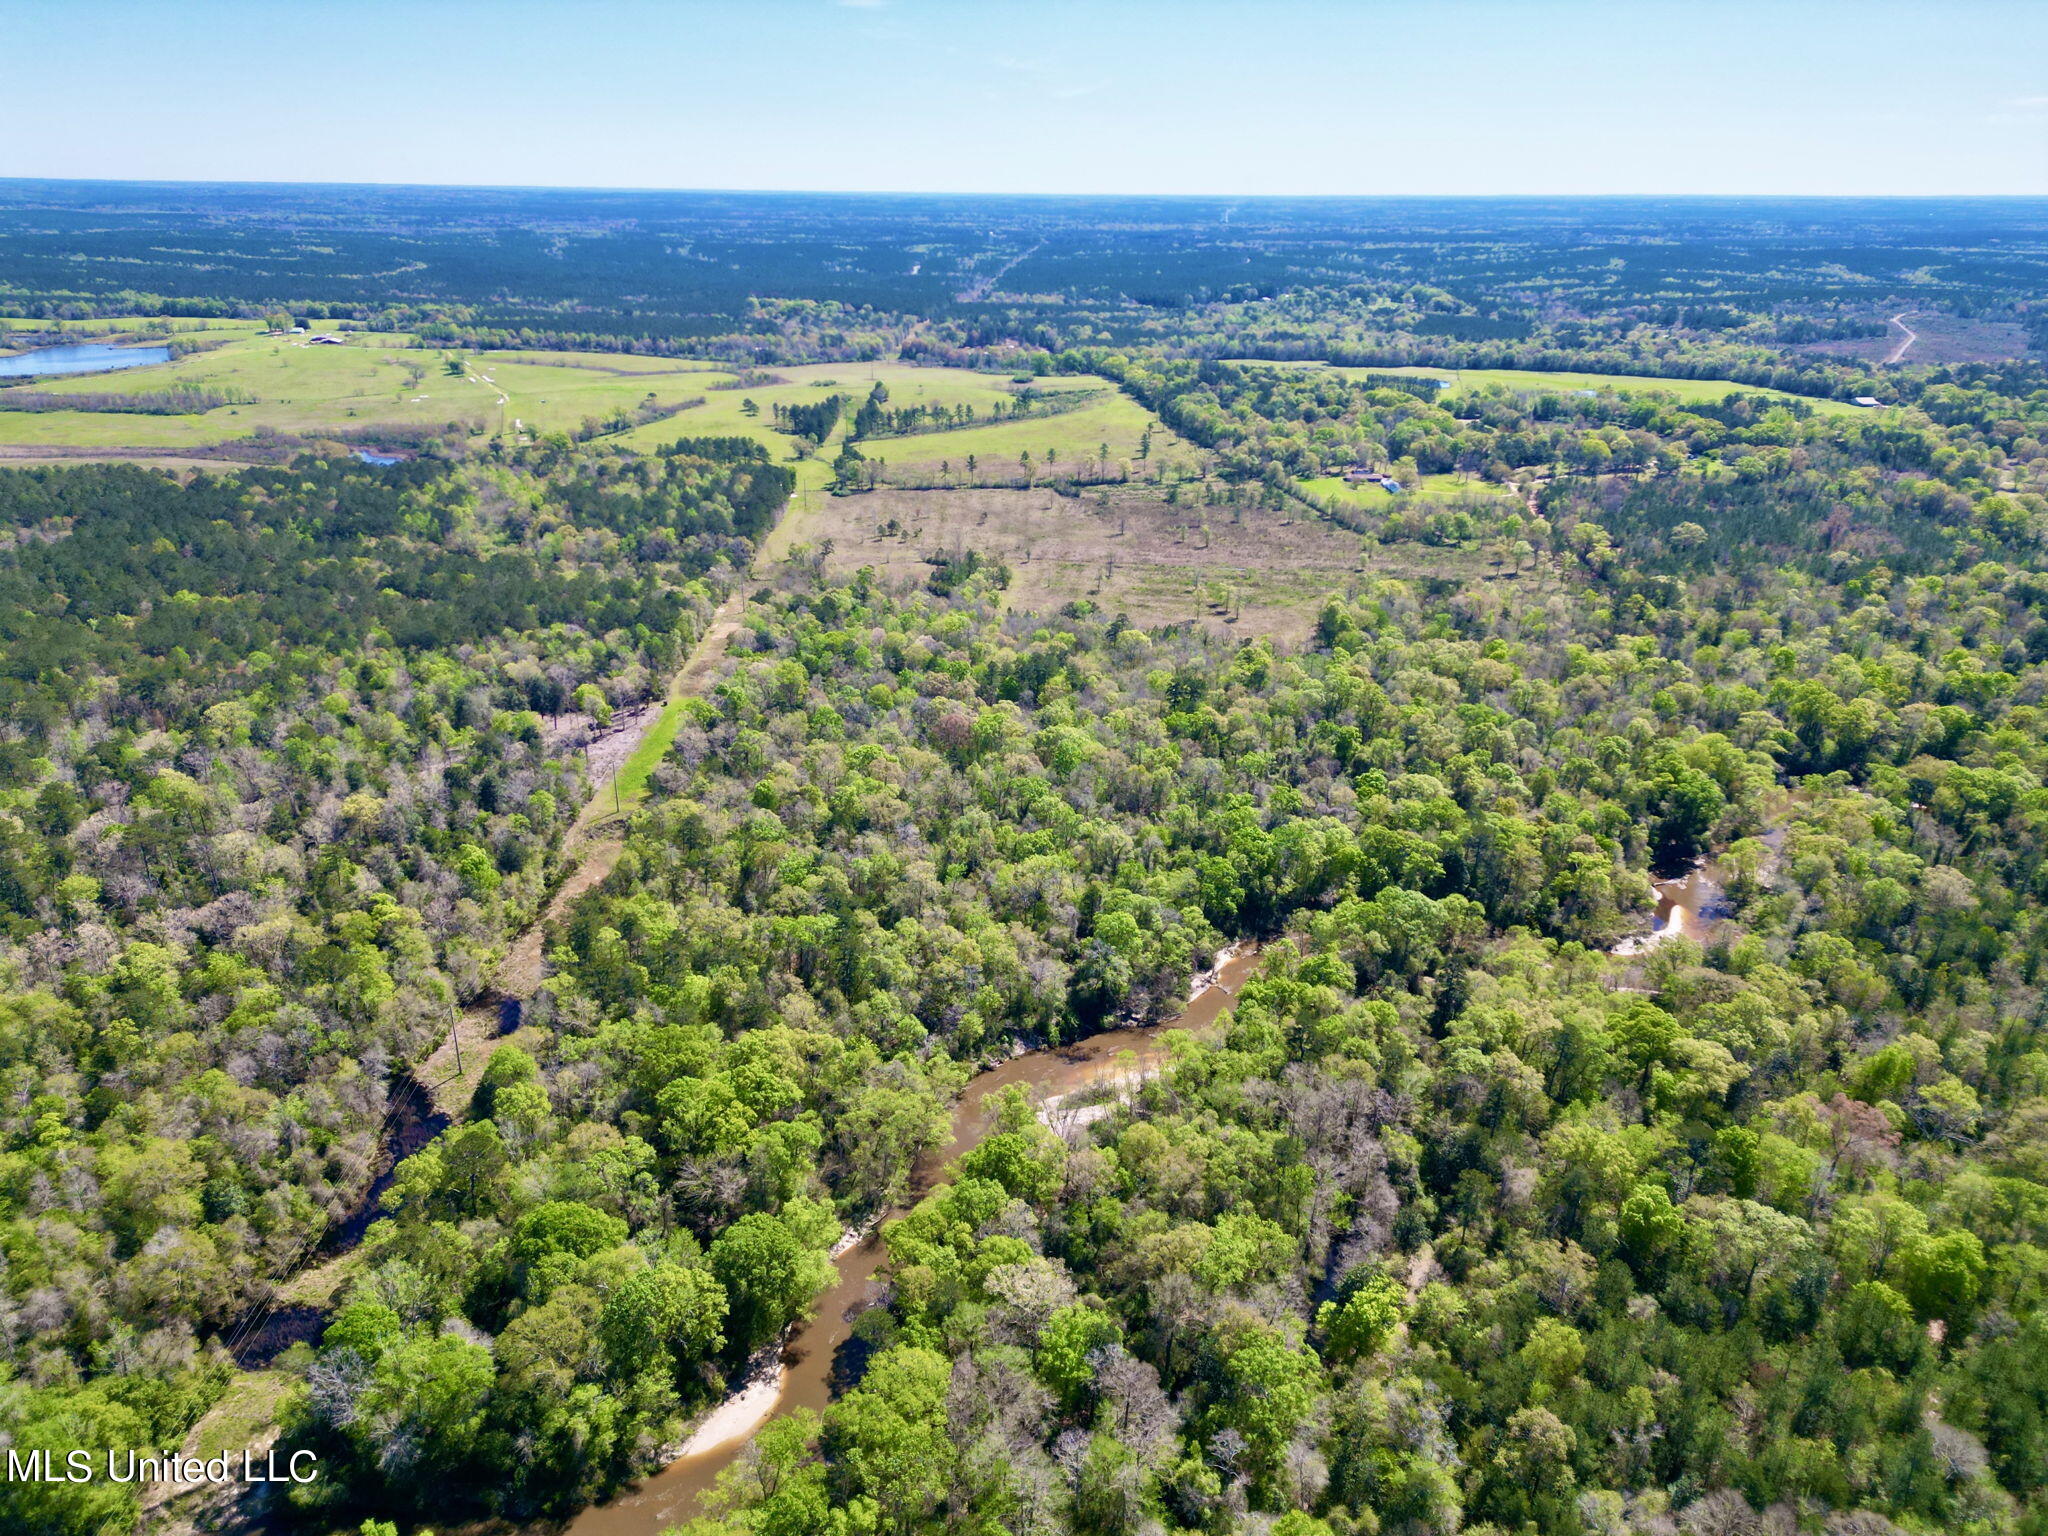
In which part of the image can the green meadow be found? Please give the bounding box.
[1299,469,1521,509]
[0,331,728,448]
[849,384,1201,484]
[1231,359,1870,415]
[0,330,1199,493]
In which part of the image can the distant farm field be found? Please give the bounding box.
[0,330,733,449]
[0,332,471,447]
[617,361,1025,457]
[1229,359,1869,415]
[0,332,1201,488]
[851,386,1204,486]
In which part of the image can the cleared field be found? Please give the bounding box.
[0,330,740,448]
[789,485,1533,643]
[1300,470,1521,510]
[614,361,1150,500]
[459,353,742,439]
[1229,359,1868,415]
[616,361,1032,454]
[0,336,1199,491]
[181,1370,295,1463]
[1,332,473,446]
[853,387,1204,486]
[0,316,267,349]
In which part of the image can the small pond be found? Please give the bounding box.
[0,342,173,379]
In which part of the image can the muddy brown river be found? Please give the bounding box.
[564,944,1262,1536]
[1612,859,1733,955]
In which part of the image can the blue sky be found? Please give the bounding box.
[3,0,2042,195]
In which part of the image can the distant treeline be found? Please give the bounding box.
[1354,372,1449,401]
[1195,336,1880,405]
[851,384,1097,440]
[775,394,846,444]
[1410,314,1534,341]
[0,384,254,414]
[567,394,704,443]
[658,435,775,463]
[1771,315,1892,343]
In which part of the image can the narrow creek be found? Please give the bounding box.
[563,943,1264,1536]
[227,1068,450,1367]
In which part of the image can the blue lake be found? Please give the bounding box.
[354,450,403,465]
[0,342,174,379]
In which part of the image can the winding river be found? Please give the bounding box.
[565,944,1263,1536]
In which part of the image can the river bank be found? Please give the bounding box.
[561,940,1264,1536]
[1611,857,1732,956]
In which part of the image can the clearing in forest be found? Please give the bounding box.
[615,361,1043,456]
[793,485,1535,644]
[1298,469,1522,509]
[840,387,1202,487]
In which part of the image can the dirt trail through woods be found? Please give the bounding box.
[1885,311,1919,364]
[417,583,750,1116]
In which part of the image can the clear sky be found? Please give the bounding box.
[4,0,2043,196]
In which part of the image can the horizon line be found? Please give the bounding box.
[2,175,2044,203]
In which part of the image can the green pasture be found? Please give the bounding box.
[0,330,732,448]
[615,361,1103,497]
[0,332,1192,479]
[1299,470,1519,509]
[1230,359,1867,416]
[618,361,1027,454]
[0,332,461,446]
[852,386,1199,484]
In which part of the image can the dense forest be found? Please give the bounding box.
[0,189,2045,1536]
[275,535,2048,1535]
[3,185,2043,372]
[0,449,786,1533]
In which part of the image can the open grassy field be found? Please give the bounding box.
[854,386,1205,486]
[486,349,734,376]
[1299,469,1521,510]
[1228,359,1870,415]
[611,361,1186,498]
[182,1370,296,1463]
[0,331,1202,505]
[787,485,1538,644]
[0,324,1206,497]
[1,331,470,446]
[0,330,740,449]
[616,360,1038,453]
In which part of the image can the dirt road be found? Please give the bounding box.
[416,582,750,1115]
[1885,311,1918,364]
